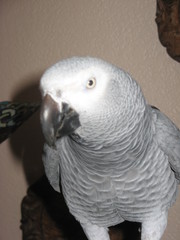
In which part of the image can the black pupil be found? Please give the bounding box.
[89,79,94,86]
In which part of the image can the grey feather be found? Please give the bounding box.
[42,143,60,192]
[152,106,180,181]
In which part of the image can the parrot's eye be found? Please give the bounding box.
[86,77,96,89]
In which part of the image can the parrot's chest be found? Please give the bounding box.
[60,157,123,226]
[59,140,178,226]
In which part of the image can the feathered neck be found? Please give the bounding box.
[58,104,153,171]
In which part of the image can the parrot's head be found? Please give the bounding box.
[40,57,146,147]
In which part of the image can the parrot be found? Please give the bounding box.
[40,57,180,240]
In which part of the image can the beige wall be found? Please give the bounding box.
[0,1,180,239]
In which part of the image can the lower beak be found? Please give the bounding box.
[40,94,80,147]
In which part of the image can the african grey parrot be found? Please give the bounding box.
[40,57,180,240]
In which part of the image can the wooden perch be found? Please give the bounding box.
[156,0,180,62]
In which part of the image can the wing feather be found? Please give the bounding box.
[152,106,180,181]
[42,143,61,192]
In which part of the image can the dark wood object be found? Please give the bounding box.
[156,0,180,62]
[21,176,141,240]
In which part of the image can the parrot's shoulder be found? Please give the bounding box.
[150,105,180,140]
[42,143,61,192]
[150,105,180,180]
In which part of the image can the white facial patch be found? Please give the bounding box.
[40,61,111,115]
[63,67,110,111]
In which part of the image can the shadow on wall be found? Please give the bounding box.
[9,74,45,185]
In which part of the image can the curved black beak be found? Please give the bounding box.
[40,94,80,147]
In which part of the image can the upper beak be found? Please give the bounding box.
[40,94,80,147]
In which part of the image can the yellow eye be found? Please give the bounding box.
[86,77,96,89]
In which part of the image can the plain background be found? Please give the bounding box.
[0,1,180,239]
